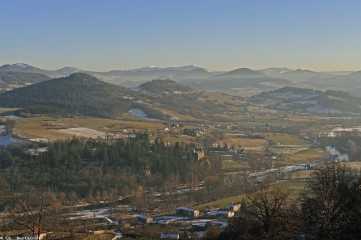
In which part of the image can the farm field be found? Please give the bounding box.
[13,116,167,141]
[283,170,315,180]
[261,132,311,146]
[201,92,244,106]
[276,181,309,201]
[57,127,108,139]
[216,137,267,151]
[0,107,19,114]
[221,159,249,171]
[194,180,308,210]
[160,135,197,145]
[194,193,247,210]
[14,117,70,140]
[285,148,329,162]
[82,232,116,240]
[343,162,361,170]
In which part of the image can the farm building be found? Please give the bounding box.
[228,203,241,212]
[119,128,127,133]
[160,233,179,239]
[176,207,200,218]
[194,148,205,160]
[209,210,234,218]
[137,214,153,225]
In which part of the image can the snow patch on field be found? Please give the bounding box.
[57,127,107,139]
[128,108,149,118]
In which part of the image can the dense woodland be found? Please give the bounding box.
[0,73,137,118]
[0,134,210,202]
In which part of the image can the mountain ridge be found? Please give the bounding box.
[252,87,361,114]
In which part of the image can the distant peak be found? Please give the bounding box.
[13,63,30,67]
[130,66,160,71]
[128,65,204,72]
[58,66,80,71]
[178,65,204,71]
[292,69,315,73]
[224,68,264,76]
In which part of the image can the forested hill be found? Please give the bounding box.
[252,87,361,114]
[0,74,240,120]
[139,79,192,94]
[137,79,236,119]
[0,72,50,84]
[0,73,139,118]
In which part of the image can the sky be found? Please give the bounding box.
[1,0,361,72]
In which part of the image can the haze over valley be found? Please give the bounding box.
[2,1,361,240]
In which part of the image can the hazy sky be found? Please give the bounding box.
[1,0,361,72]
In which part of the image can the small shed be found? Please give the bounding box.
[137,214,153,225]
[228,203,241,212]
[119,128,127,133]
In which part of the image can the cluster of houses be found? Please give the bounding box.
[135,203,241,239]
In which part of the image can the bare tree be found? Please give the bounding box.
[5,119,16,135]
[0,192,10,210]
[302,163,361,240]
[218,182,300,240]
[7,190,63,240]
[246,183,291,239]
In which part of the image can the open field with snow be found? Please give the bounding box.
[58,127,108,139]
[13,116,167,141]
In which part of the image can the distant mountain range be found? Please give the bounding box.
[2,63,361,97]
[0,72,359,118]
[0,63,80,78]
[0,63,217,87]
[138,79,192,94]
[87,65,217,87]
[252,87,361,115]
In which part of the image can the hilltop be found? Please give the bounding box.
[139,79,192,94]
[0,73,138,118]
[136,79,238,120]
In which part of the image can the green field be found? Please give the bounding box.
[261,132,311,146]
[222,160,249,171]
[286,148,329,162]
[14,116,167,140]
[193,180,308,209]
